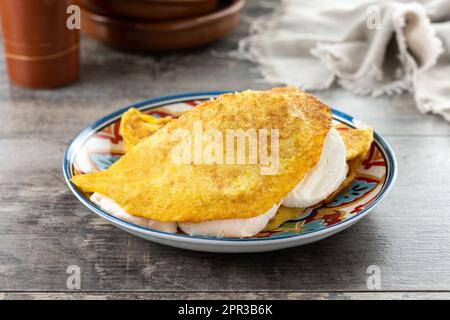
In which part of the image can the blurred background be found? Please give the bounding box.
[0,0,251,91]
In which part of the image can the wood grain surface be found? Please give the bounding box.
[0,0,449,299]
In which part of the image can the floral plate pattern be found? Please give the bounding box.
[63,92,397,252]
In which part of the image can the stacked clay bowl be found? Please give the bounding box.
[80,0,245,52]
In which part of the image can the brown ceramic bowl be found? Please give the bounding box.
[81,0,218,21]
[81,0,244,53]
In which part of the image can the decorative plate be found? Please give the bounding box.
[63,92,397,253]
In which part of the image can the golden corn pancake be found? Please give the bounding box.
[102,107,374,232]
[72,87,332,223]
[335,123,373,161]
[119,108,172,152]
[110,107,373,232]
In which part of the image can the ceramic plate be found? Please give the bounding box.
[63,92,397,253]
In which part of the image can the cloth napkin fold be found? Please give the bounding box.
[237,0,450,121]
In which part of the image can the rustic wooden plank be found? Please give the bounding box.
[0,136,449,291]
[1,291,450,300]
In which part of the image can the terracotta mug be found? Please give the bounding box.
[0,0,80,88]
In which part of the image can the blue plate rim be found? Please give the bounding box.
[62,91,397,244]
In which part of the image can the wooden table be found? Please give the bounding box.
[1,1,450,300]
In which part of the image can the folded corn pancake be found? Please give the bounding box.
[119,108,172,152]
[72,88,332,223]
[114,107,372,233]
[335,123,373,161]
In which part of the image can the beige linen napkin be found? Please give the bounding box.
[237,0,450,121]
